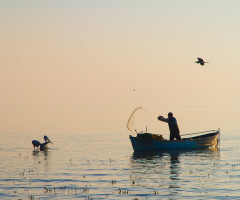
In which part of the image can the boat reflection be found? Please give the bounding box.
[130,147,220,193]
[132,147,220,162]
[132,147,220,160]
[169,151,180,182]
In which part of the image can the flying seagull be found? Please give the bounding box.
[32,136,52,151]
[195,57,208,66]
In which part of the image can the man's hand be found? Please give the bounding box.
[158,116,163,120]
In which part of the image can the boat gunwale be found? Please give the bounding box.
[129,130,219,143]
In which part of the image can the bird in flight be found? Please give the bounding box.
[195,57,208,66]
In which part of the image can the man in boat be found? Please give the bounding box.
[158,112,181,141]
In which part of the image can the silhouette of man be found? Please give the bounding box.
[158,112,181,140]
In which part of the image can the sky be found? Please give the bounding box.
[1,1,240,134]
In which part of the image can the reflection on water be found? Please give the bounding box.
[32,149,50,163]
[32,149,50,157]
[32,149,51,173]
[169,151,180,183]
[132,147,220,159]
[2,107,240,199]
[130,148,220,198]
[2,125,240,200]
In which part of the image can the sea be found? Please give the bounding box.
[1,107,240,199]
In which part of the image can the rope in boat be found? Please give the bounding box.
[181,130,217,136]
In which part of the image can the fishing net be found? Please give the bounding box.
[126,107,169,138]
[126,106,144,133]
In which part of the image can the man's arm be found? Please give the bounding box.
[158,116,168,123]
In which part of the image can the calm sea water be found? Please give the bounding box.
[1,107,240,199]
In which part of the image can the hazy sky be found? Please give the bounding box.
[1,0,240,111]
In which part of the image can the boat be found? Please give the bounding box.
[129,129,220,151]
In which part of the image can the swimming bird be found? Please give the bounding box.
[195,57,208,66]
[32,136,52,151]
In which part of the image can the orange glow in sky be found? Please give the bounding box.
[1,1,240,134]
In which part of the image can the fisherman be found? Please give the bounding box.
[158,112,181,141]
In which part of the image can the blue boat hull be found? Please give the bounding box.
[129,131,220,151]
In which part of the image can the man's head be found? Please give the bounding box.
[168,112,173,118]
